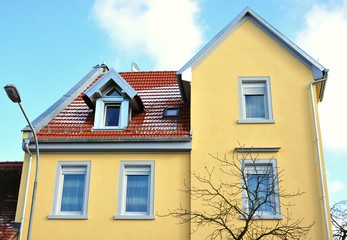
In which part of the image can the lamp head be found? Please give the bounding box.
[4,84,21,103]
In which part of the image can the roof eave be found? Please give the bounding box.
[316,69,329,102]
[26,137,192,153]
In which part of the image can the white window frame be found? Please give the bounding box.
[115,161,155,220]
[48,161,91,219]
[241,159,282,220]
[238,77,274,124]
[92,96,130,130]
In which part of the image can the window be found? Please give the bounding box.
[49,162,91,219]
[238,77,274,123]
[163,107,180,117]
[93,96,130,130]
[115,161,155,219]
[104,104,120,126]
[242,160,281,219]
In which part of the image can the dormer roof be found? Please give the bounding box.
[83,68,144,112]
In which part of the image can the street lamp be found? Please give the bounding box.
[4,84,39,240]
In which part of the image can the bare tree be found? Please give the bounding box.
[160,150,314,240]
[331,200,347,240]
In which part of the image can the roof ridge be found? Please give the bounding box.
[119,70,177,74]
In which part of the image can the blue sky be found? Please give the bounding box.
[0,0,346,203]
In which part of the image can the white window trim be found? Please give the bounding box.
[241,159,282,220]
[48,161,91,220]
[114,161,155,220]
[92,96,130,130]
[238,77,274,124]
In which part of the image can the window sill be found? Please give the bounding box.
[91,127,125,131]
[240,214,283,220]
[238,119,275,124]
[114,214,155,220]
[48,214,88,220]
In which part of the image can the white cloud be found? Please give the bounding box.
[296,0,347,150]
[92,0,204,70]
[328,180,346,193]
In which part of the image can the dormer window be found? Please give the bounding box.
[83,68,144,131]
[93,96,130,130]
[105,104,120,126]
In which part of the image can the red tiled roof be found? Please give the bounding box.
[37,71,190,139]
[0,162,23,168]
[0,200,18,240]
[0,162,22,240]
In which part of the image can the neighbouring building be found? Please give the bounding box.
[0,162,22,240]
[14,8,332,239]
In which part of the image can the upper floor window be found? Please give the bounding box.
[241,159,281,219]
[48,161,91,219]
[238,77,274,123]
[115,161,155,220]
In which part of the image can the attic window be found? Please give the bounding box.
[163,107,180,117]
[93,98,130,130]
[105,104,121,126]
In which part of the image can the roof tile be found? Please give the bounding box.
[37,71,190,139]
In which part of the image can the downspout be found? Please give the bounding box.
[309,70,331,240]
[19,139,32,240]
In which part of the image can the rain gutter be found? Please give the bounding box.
[309,69,331,240]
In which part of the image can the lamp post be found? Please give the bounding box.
[4,84,39,240]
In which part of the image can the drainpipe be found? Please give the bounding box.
[19,139,32,240]
[309,70,331,240]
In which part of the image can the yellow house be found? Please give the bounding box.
[15,8,332,240]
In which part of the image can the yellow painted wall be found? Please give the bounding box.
[189,19,330,239]
[16,152,190,240]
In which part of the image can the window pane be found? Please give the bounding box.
[126,175,149,212]
[105,105,120,126]
[61,174,85,211]
[245,95,265,118]
[165,109,179,117]
[247,174,272,212]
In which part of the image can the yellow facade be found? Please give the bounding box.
[189,19,331,239]
[16,152,190,239]
[15,9,332,240]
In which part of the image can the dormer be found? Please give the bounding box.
[83,69,144,130]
